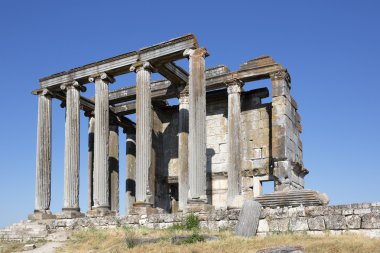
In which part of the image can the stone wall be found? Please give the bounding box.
[2,203,380,241]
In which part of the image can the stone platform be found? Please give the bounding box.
[2,202,380,242]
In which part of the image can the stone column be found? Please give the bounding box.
[178,90,189,210]
[270,70,293,192]
[130,62,154,205]
[125,132,136,214]
[184,48,208,202]
[89,73,114,214]
[87,115,95,211]
[30,89,54,220]
[226,79,243,206]
[60,81,85,217]
[109,123,119,214]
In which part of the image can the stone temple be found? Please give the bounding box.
[3,34,380,242]
[29,34,321,220]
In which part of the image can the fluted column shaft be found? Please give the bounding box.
[131,62,153,204]
[87,116,95,210]
[109,124,119,213]
[178,91,189,210]
[90,73,114,209]
[35,90,52,212]
[227,80,243,205]
[184,48,208,200]
[126,132,136,214]
[62,82,82,211]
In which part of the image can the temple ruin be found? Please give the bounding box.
[29,34,315,220]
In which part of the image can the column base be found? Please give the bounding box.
[227,195,245,210]
[86,206,114,217]
[28,210,56,220]
[184,198,214,213]
[56,208,85,219]
[128,202,158,216]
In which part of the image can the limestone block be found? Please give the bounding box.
[354,208,371,215]
[288,206,306,217]
[219,143,228,153]
[324,215,347,230]
[289,217,309,231]
[228,209,241,220]
[361,213,380,229]
[342,209,353,216]
[241,160,253,170]
[269,207,290,219]
[211,163,227,173]
[249,148,262,160]
[345,215,361,229]
[307,216,325,231]
[211,153,228,164]
[268,218,290,232]
[257,219,269,233]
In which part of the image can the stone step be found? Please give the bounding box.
[254,190,329,208]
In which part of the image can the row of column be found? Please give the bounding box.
[33,47,246,216]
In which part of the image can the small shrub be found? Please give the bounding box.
[184,213,200,230]
[182,233,205,244]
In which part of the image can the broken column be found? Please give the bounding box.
[130,62,154,206]
[30,89,54,220]
[61,81,85,217]
[178,89,189,210]
[109,123,119,214]
[226,79,243,206]
[184,48,209,203]
[88,73,114,215]
[125,132,136,214]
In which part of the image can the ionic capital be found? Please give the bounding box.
[270,69,291,83]
[40,88,53,98]
[60,81,87,92]
[183,47,209,59]
[178,91,189,104]
[130,61,155,73]
[88,73,115,84]
[225,78,243,94]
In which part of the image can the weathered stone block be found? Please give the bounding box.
[324,215,346,230]
[257,219,269,233]
[345,215,361,229]
[307,216,325,231]
[268,218,290,232]
[289,217,309,231]
[361,213,380,229]
[353,208,371,215]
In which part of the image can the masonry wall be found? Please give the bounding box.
[3,203,380,241]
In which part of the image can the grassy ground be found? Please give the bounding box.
[56,227,380,253]
[0,240,48,253]
[0,241,24,253]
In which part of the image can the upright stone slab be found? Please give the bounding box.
[30,89,55,220]
[130,61,154,205]
[109,123,119,214]
[178,90,189,210]
[88,73,114,215]
[126,132,136,214]
[61,81,85,217]
[226,79,243,206]
[235,200,262,237]
[184,48,208,201]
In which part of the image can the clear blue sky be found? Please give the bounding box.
[0,0,379,228]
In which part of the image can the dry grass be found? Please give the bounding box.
[0,241,25,253]
[56,227,380,253]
